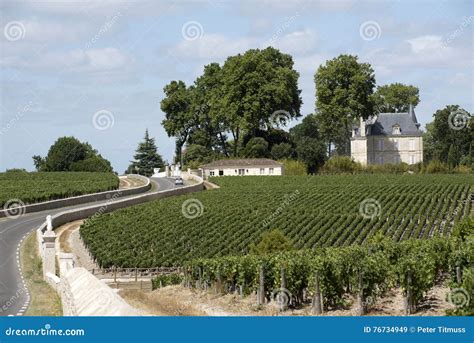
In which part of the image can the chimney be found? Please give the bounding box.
[360,117,366,137]
[408,104,420,128]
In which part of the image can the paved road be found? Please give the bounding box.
[0,177,178,316]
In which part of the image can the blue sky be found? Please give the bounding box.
[0,0,472,172]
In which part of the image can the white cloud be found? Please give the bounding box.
[1,47,133,73]
[407,35,445,54]
[170,34,255,60]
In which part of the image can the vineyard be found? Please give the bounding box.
[80,174,473,268]
[184,227,473,315]
[0,171,119,207]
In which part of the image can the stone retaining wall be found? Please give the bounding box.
[34,174,204,316]
[0,174,150,218]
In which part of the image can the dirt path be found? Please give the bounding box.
[119,283,455,317]
[119,176,145,189]
[56,220,99,270]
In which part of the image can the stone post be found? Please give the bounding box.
[42,229,56,279]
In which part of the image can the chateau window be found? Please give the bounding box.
[394,139,399,150]
[269,168,274,175]
[409,155,416,164]
[260,168,265,175]
[409,139,415,151]
[210,171,215,176]
[392,125,401,135]
[378,140,384,151]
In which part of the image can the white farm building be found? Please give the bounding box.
[200,159,283,178]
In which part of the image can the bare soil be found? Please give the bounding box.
[119,284,455,317]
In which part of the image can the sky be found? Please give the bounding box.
[0,0,472,173]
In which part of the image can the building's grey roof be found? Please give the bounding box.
[200,158,283,169]
[356,105,422,137]
[369,113,421,136]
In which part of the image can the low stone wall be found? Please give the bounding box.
[34,175,204,315]
[61,268,139,316]
[37,178,203,236]
[0,174,150,218]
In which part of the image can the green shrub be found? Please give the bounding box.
[425,160,449,174]
[280,159,307,175]
[152,273,183,289]
[249,229,294,255]
[321,156,362,173]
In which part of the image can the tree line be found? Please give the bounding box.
[161,48,472,173]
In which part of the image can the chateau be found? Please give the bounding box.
[350,105,423,165]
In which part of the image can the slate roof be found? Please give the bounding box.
[369,112,422,136]
[354,105,422,137]
[200,158,283,169]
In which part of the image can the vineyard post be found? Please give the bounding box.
[114,267,117,283]
[356,272,365,315]
[280,266,288,311]
[456,266,462,284]
[312,271,322,315]
[198,266,202,289]
[405,269,413,315]
[135,269,138,282]
[258,265,265,305]
[216,269,222,294]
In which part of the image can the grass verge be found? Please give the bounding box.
[21,232,62,316]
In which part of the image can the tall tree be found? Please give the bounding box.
[429,105,473,164]
[290,114,327,173]
[160,80,194,164]
[218,47,302,155]
[33,136,113,172]
[315,54,376,155]
[129,129,164,177]
[374,83,420,112]
[190,63,228,155]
